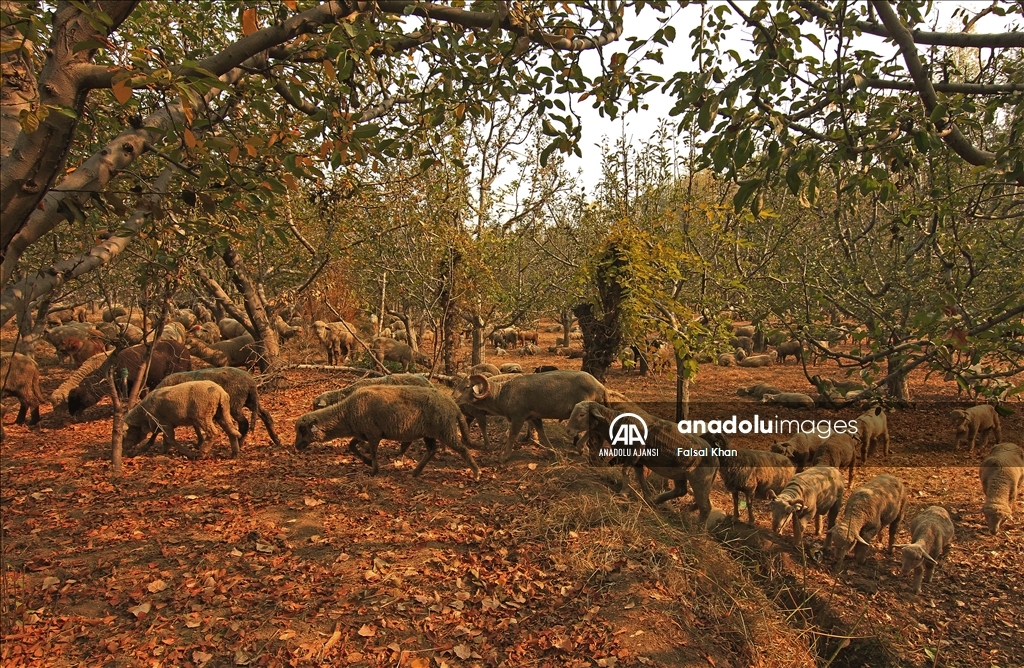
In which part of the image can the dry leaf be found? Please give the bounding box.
[234,648,251,665]
[323,623,342,651]
[147,579,167,593]
[183,129,196,149]
[242,8,258,35]
[279,630,296,640]
[304,497,323,507]
[527,463,538,470]
[410,658,430,668]
[192,650,213,665]
[255,542,274,553]
[128,602,151,619]
[454,644,471,659]
[111,79,132,104]
[41,576,60,589]
[357,624,376,637]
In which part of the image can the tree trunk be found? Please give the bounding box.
[222,245,279,372]
[560,308,574,347]
[574,303,619,382]
[630,345,649,376]
[378,270,387,335]
[886,354,912,404]
[463,310,485,365]
[388,307,416,351]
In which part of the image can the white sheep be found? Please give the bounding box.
[895,506,954,593]
[830,474,906,566]
[951,405,1002,454]
[855,406,890,460]
[768,466,845,547]
[123,380,242,459]
[979,442,1024,535]
[761,392,816,409]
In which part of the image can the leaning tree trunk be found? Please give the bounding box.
[222,245,279,372]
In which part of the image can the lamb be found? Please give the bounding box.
[951,404,1002,454]
[50,352,109,407]
[67,341,191,416]
[812,433,858,484]
[736,383,782,399]
[218,318,248,340]
[855,406,890,460]
[310,320,354,365]
[895,506,955,594]
[768,466,845,547]
[311,373,432,410]
[566,400,720,522]
[469,363,501,376]
[457,370,607,462]
[500,363,523,374]
[293,385,481,480]
[717,449,795,525]
[1,353,44,425]
[154,367,281,448]
[370,337,429,372]
[979,442,1024,535]
[770,432,825,472]
[775,340,803,365]
[761,392,815,409]
[729,335,754,355]
[830,474,906,565]
[737,351,777,368]
[123,380,242,459]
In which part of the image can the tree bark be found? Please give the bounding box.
[560,308,574,347]
[222,245,279,372]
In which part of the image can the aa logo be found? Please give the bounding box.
[609,413,648,447]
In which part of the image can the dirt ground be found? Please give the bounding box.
[1,324,1021,667]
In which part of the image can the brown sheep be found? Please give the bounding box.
[1,353,45,425]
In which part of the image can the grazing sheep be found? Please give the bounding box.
[370,337,428,372]
[718,449,795,525]
[155,367,281,448]
[855,406,890,460]
[457,371,607,462]
[469,363,501,376]
[771,432,826,472]
[729,335,754,355]
[50,352,109,408]
[217,318,248,340]
[311,320,354,366]
[979,442,1024,535]
[517,330,539,347]
[46,323,103,364]
[951,404,1002,454]
[492,327,518,349]
[812,433,858,485]
[761,392,815,409]
[191,334,261,369]
[1,354,44,425]
[67,341,191,416]
[189,322,221,345]
[123,380,241,459]
[775,340,803,365]
[312,373,432,410]
[768,466,845,547]
[896,506,955,593]
[734,325,756,338]
[500,363,523,374]
[830,474,906,565]
[293,385,481,480]
[736,383,782,399]
[566,401,720,522]
[737,351,777,368]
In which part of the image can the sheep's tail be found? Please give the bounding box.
[216,393,242,439]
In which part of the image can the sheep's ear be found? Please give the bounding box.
[309,421,325,440]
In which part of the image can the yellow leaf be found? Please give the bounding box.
[228,146,239,163]
[455,103,466,121]
[245,142,257,157]
[357,624,375,637]
[242,8,258,36]
[323,59,336,80]
[112,79,132,104]
[183,129,196,149]
[283,0,296,9]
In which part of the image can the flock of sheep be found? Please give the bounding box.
[1,308,1020,601]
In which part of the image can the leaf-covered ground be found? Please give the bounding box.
[2,327,1021,667]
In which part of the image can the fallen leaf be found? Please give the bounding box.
[323,623,342,651]
[357,624,376,637]
[192,650,212,665]
[184,494,198,500]
[41,576,60,589]
[410,658,430,668]
[553,637,574,651]
[596,657,618,667]
[230,548,243,557]
[128,602,151,619]
[255,542,274,553]
[234,648,251,665]
[147,579,167,593]
[304,497,323,507]
[527,463,538,470]
[454,644,471,659]
[279,630,296,640]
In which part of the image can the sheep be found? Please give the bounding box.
[649,340,674,374]
[469,363,501,376]
[729,335,754,355]
[717,352,737,367]
[830,474,906,565]
[517,330,539,347]
[370,337,428,372]
[123,380,242,459]
[67,341,191,416]
[60,335,108,366]
[500,363,523,374]
[457,370,607,462]
[810,375,866,398]
[45,305,86,325]
[154,367,281,448]
[736,383,782,399]
[733,325,755,338]
[102,306,128,322]
[533,365,557,373]
[495,347,508,356]
[45,323,103,363]
[95,320,144,346]
[771,433,825,472]
[812,433,858,484]
[1,354,44,426]
[855,406,890,460]
[717,449,796,525]
[187,338,229,367]
[565,400,720,522]
[171,308,197,329]
[159,321,188,343]
[218,318,248,340]
[273,315,303,342]
[761,392,815,409]
[951,404,1002,454]
[775,340,803,365]
[491,327,518,349]
[768,466,845,547]
[192,303,213,323]
[979,442,1024,535]
[311,373,432,410]
[50,352,109,408]
[293,385,481,480]
[310,321,355,366]
[517,343,539,356]
[737,351,777,368]
[190,334,261,369]
[895,506,955,594]
[189,322,221,345]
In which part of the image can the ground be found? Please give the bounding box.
[1,324,1021,668]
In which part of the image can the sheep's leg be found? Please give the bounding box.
[745,491,755,525]
[14,402,27,425]
[478,414,491,450]
[347,439,374,467]
[693,478,713,523]
[136,431,159,455]
[814,514,823,536]
[28,404,40,426]
[994,420,1002,443]
[887,518,901,553]
[793,516,804,546]
[397,441,413,455]
[653,478,688,505]
[731,490,741,521]
[235,412,250,448]
[634,465,655,504]
[924,562,936,584]
[968,426,978,454]
[500,418,526,462]
[533,419,553,449]
[366,438,382,476]
[165,429,196,460]
[411,437,438,477]
[257,406,282,447]
[217,416,240,458]
[442,436,481,481]
[912,567,924,594]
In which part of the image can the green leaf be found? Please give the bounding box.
[733,179,761,212]
[352,123,380,139]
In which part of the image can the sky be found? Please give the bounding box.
[556,1,1017,192]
